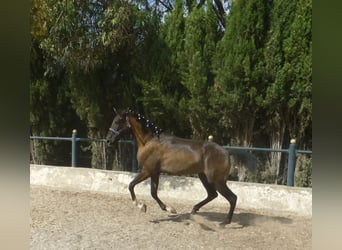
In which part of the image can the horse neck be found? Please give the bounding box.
[128,117,153,147]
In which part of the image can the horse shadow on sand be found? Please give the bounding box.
[150,210,293,231]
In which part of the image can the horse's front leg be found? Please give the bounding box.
[151,173,177,214]
[128,171,150,212]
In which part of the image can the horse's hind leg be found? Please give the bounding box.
[151,173,176,213]
[215,182,237,225]
[129,171,150,212]
[191,173,218,214]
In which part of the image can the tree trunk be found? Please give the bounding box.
[270,124,285,184]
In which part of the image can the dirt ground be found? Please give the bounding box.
[30,185,311,250]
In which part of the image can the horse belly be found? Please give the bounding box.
[160,149,203,175]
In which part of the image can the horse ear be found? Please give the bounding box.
[113,107,118,115]
[127,108,133,115]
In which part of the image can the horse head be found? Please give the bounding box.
[106,109,163,146]
[106,108,131,146]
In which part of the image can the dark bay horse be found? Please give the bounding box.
[106,109,237,225]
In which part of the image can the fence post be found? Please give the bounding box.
[71,129,77,167]
[287,139,297,186]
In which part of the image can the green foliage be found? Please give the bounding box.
[136,0,190,136]
[263,0,312,149]
[180,6,210,138]
[211,0,271,146]
[295,155,312,187]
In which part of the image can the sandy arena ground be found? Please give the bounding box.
[30,185,311,250]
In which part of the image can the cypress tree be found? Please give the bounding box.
[212,0,270,146]
[179,2,220,139]
[263,0,312,183]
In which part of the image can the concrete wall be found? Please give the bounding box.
[30,164,312,217]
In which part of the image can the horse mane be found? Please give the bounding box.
[127,110,163,137]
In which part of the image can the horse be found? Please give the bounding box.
[106,109,237,225]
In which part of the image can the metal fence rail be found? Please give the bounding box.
[30,130,138,171]
[224,140,312,186]
[30,131,312,187]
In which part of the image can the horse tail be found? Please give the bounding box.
[227,149,258,181]
[229,149,258,170]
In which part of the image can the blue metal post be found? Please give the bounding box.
[71,129,77,167]
[287,139,297,186]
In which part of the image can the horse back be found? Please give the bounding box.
[137,135,230,179]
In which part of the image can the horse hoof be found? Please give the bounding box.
[191,208,198,214]
[166,206,177,214]
[219,220,231,227]
[138,203,147,213]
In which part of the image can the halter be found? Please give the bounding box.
[108,115,131,136]
[109,127,120,135]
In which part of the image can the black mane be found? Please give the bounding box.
[127,110,163,137]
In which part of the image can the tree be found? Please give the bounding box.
[30,0,156,168]
[179,2,219,139]
[30,0,86,165]
[262,0,297,183]
[282,0,312,149]
[138,0,191,136]
[212,0,270,146]
[263,0,312,183]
